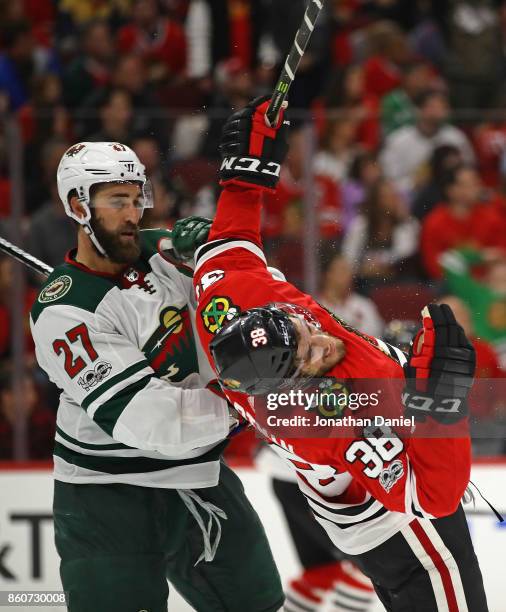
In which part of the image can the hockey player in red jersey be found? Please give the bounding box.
[187,97,488,611]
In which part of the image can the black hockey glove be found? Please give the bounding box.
[219,95,289,192]
[402,304,476,425]
[171,216,211,261]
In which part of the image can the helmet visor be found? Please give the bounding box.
[88,179,154,210]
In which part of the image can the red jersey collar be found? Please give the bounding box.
[64,249,127,279]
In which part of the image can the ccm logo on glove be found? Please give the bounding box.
[220,157,281,177]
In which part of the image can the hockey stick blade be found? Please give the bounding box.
[0,236,53,277]
[266,0,325,126]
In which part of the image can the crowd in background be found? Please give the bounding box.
[1,0,506,459]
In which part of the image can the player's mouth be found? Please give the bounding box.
[119,229,138,241]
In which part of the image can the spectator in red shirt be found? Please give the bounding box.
[263,129,342,286]
[362,20,410,99]
[315,64,379,151]
[420,165,503,279]
[0,365,55,460]
[117,0,186,82]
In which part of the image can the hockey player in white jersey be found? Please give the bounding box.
[29,141,284,612]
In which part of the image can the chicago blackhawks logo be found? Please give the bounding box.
[313,379,349,419]
[142,306,197,381]
[201,296,240,334]
[38,275,73,303]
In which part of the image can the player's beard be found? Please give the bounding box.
[90,212,141,264]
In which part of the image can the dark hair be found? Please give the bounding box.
[440,164,476,196]
[413,88,447,109]
[361,178,399,247]
[2,19,31,50]
[430,144,460,182]
[349,150,377,182]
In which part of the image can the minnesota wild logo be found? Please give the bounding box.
[142,306,198,381]
[38,275,72,303]
[201,296,240,334]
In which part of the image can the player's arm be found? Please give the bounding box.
[30,306,232,457]
[342,304,474,518]
[189,96,289,272]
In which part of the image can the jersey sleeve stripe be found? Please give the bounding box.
[56,425,131,451]
[194,238,266,273]
[82,359,151,412]
[92,374,152,436]
[53,439,228,474]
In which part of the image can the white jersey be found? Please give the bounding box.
[30,229,230,489]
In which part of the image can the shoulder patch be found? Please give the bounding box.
[38,275,73,303]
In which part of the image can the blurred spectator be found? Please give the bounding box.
[200,58,254,159]
[362,20,410,99]
[420,165,503,279]
[57,0,130,26]
[441,248,506,352]
[87,88,134,143]
[340,150,381,232]
[117,0,187,82]
[264,129,342,237]
[317,64,379,151]
[411,144,463,220]
[473,117,506,188]
[314,118,359,183]
[132,134,167,183]
[0,19,57,111]
[79,54,164,144]
[438,295,504,422]
[380,89,475,200]
[383,319,419,352]
[0,256,36,359]
[319,254,384,337]
[27,139,76,273]
[0,365,55,460]
[268,0,331,109]
[439,0,504,111]
[342,177,419,287]
[380,61,434,136]
[62,20,114,109]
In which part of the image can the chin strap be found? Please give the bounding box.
[83,222,107,258]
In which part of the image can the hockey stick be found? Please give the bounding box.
[266,0,326,126]
[0,236,53,277]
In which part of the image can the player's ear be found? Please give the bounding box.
[69,195,86,220]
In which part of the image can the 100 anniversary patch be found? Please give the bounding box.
[38,275,73,303]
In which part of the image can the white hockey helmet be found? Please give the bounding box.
[57,141,152,256]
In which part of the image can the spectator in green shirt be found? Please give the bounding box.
[380,61,433,137]
[440,248,506,364]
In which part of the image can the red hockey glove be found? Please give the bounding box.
[219,96,289,192]
[402,304,476,424]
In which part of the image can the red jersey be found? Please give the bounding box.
[193,185,471,554]
[420,202,504,279]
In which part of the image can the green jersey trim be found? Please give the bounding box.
[92,374,152,436]
[55,426,131,451]
[82,359,150,411]
[53,439,229,474]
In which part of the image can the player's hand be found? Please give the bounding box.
[402,304,476,424]
[171,216,211,261]
[207,380,248,436]
[219,95,289,192]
